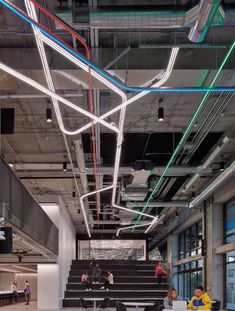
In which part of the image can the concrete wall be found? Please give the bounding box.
[0,272,15,291]
[38,197,76,309]
[38,264,59,309]
[58,197,76,308]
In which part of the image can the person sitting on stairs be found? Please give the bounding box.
[81,271,92,291]
[101,271,114,291]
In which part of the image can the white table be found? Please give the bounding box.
[163,309,211,311]
[124,301,154,311]
[84,297,104,311]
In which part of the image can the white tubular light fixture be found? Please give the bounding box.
[112,48,179,234]
[22,4,177,134]
[0,62,120,134]
[70,47,179,136]
[116,221,153,237]
[24,0,91,237]
[26,14,127,103]
[144,216,160,234]
[190,160,235,208]
[144,214,166,234]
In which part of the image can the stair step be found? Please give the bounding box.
[65,290,166,298]
[63,298,163,308]
[67,283,169,290]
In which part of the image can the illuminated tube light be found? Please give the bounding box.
[0,0,126,101]
[1,0,235,93]
[2,0,177,234]
[25,0,124,136]
[112,49,179,235]
[0,46,177,235]
[116,221,153,237]
[80,185,156,220]
[72,48,179,135]
[74,48,178,230]
[78,49,178,229]
[133,40,235,231]
[144,217,160,234]
[0,62,120,134]
[25,0,123,139]
[144,214,166,234]
[24,0,93,237]
[189,160,235,208]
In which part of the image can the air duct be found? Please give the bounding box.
[188,0,222,42]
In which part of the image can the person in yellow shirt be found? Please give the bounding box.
[188,286,212,310]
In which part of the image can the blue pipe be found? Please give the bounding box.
[1,0,235,93]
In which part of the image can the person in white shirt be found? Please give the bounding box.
[163,288,182,309]
[11,281,18,303]
[101,271,114,291]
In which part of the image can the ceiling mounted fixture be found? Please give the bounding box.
[46,107,52,122]
[220,161,225,171]
[158,107,164,122]
[63,162,67,172]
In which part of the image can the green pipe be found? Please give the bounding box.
[132,40,235,232]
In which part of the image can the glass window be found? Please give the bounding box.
[225,200,235,310]
[177,260,203,300]
[226,200,235,243]
[178,221,202,259]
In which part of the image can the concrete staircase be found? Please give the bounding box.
[63,260,169,307]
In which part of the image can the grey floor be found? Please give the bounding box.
[0,302,74,311]
[0,302,124,311]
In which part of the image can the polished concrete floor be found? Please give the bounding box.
[0,302,74,311]
[0,302,120,311]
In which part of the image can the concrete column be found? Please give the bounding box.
[38,264,59,310]
[167,234,178,287]
[205,203,224,303]
[38,199,76,309]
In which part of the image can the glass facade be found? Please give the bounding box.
[177,260,203,300]
[177,221,203,300]
[178,221,203,259]
[225,200,235,310]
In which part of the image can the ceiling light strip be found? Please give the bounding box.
[116,221,153,237]
[1,0,235,94]
[133,40,235,231]
[113,48,179,234]
[29,0,101,221]
[76,49,178,228]
[0,62,120,134]
[23,1,91,235]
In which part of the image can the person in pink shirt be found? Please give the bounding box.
[81,271,92,291]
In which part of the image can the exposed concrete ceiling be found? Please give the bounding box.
[0,0,235,240]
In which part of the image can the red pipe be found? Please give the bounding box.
[29,0,100,221]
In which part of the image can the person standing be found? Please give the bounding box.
[11,281,18,303]
[155,262,167,285]
[163,288,182,309]
[24,280,31,305]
